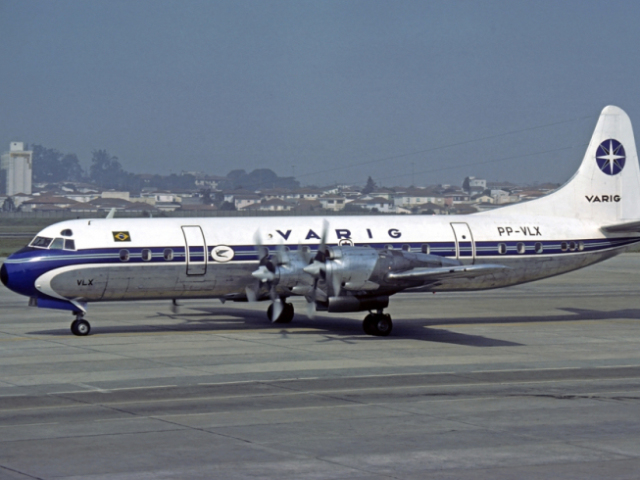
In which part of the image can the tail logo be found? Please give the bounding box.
[596,139,625,175]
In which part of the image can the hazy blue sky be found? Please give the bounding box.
[2,0,640,187]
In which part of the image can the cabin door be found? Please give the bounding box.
[182,226,207,275]
[450,222,475,264]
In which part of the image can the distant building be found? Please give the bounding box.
[240,198,295,212]
[393,188,445,208]
[319,195,346,211]
[0,142,32,195]
[463,176,486,194]
[348,197,395,213]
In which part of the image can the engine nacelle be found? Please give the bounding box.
[325,247,461,291]
[323,246,380,293]
[274,253,314,288]
[326,295,389,313]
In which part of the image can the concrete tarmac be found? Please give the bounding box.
[2,255,640,479]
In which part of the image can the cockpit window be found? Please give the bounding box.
[64,239,76,251]
[61,229,73,237]
[50,238,64,250]
[30,236,53,248]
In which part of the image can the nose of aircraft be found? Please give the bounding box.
[0,263,8,287]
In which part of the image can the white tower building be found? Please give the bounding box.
[1,142,32,195]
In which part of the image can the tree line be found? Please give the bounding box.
[31,145,195,192]
[30,145,300,194]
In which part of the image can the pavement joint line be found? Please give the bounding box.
[0,464,44,480]
[4,366,640,398]
[0,422,58,429]
[109,384,178,391]
[6,378,640,412]
[311,456,403,480]
[0,428,188,446]
[72,382,109,393]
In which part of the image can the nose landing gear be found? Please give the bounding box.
[71,312,90,336]
[363,311,392,336]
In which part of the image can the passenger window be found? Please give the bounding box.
[498,243,507,254]
[569,241,576,251]
[516,242,525,254]
[141,249,152,261]
[50,238,64,250]
[421,244,430,254]
[163,248,174,261]
[119,249,130,262]
[385,244,394,250]
[561,242,568,252]
[63,239,76,251]
[402,244,411,251]
[535,242,543,254]
[578,241,585,251]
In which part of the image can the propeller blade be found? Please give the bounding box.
[297,244,311,264]
[305,300,316,319]
[253,231,270,264]
[275,244,290,266]
[315,219,330,261]
[270,298,283,322]
[245,285,258,303]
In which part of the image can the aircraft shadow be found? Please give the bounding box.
[28,306,640,347]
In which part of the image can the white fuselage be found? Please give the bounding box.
[8,213,636,306]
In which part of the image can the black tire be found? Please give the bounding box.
[71,319,90,336]
[370,314,392,337]
[362,314,375,335]
[277,303,295,324]
[268,302,294,323]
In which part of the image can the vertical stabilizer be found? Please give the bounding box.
[494,106,640,224]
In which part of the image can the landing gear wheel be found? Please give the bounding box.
[363,314,376,335]
[362,313,392,336]
[267,302,294,324]
[71,319,91,336]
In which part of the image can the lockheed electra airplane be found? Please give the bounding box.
[2,105,640,337]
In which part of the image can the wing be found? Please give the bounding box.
[601,220,640,233]
[386,264,509,282]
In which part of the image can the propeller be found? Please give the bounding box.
[245,233,269,302]
[302,220,332,318]
[248,232,287,322]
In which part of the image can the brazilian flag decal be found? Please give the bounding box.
[112,231,131,242]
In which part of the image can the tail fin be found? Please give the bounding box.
[497,105,640,224]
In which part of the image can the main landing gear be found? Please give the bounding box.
[70,312,90,336]
[267,302,295,324]
[363,311,393,336]
[263,301,392,336]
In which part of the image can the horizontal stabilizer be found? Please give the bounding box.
[601,221,640,233]
[386,264,509,283]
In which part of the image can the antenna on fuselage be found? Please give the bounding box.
[106,208,116,219]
